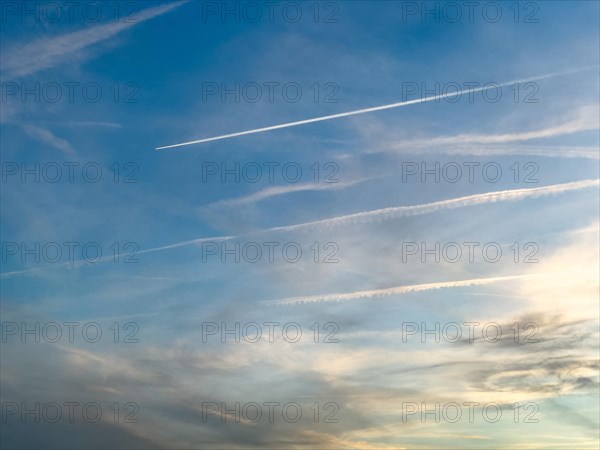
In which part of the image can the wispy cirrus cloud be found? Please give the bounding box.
[418,144,600,159]
[207,177,373,208]
[0,1,188,78]
[380,104,599,151]
[22,124,77,156]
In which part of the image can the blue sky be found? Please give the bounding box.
[1,1,599,448]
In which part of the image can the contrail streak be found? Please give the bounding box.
[1,179,596,278]
[155,67,598,150]
[262,275,538,305]
[259,179,599,233]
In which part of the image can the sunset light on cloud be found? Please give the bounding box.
[1,1,598,449]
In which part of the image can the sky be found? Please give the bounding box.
[0,1,599,448]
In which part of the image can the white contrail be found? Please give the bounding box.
[262,275,537,305]
[2,179,597,279]
[0,235,235,278]
[260,178,599,233]
[155,67,598,150]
